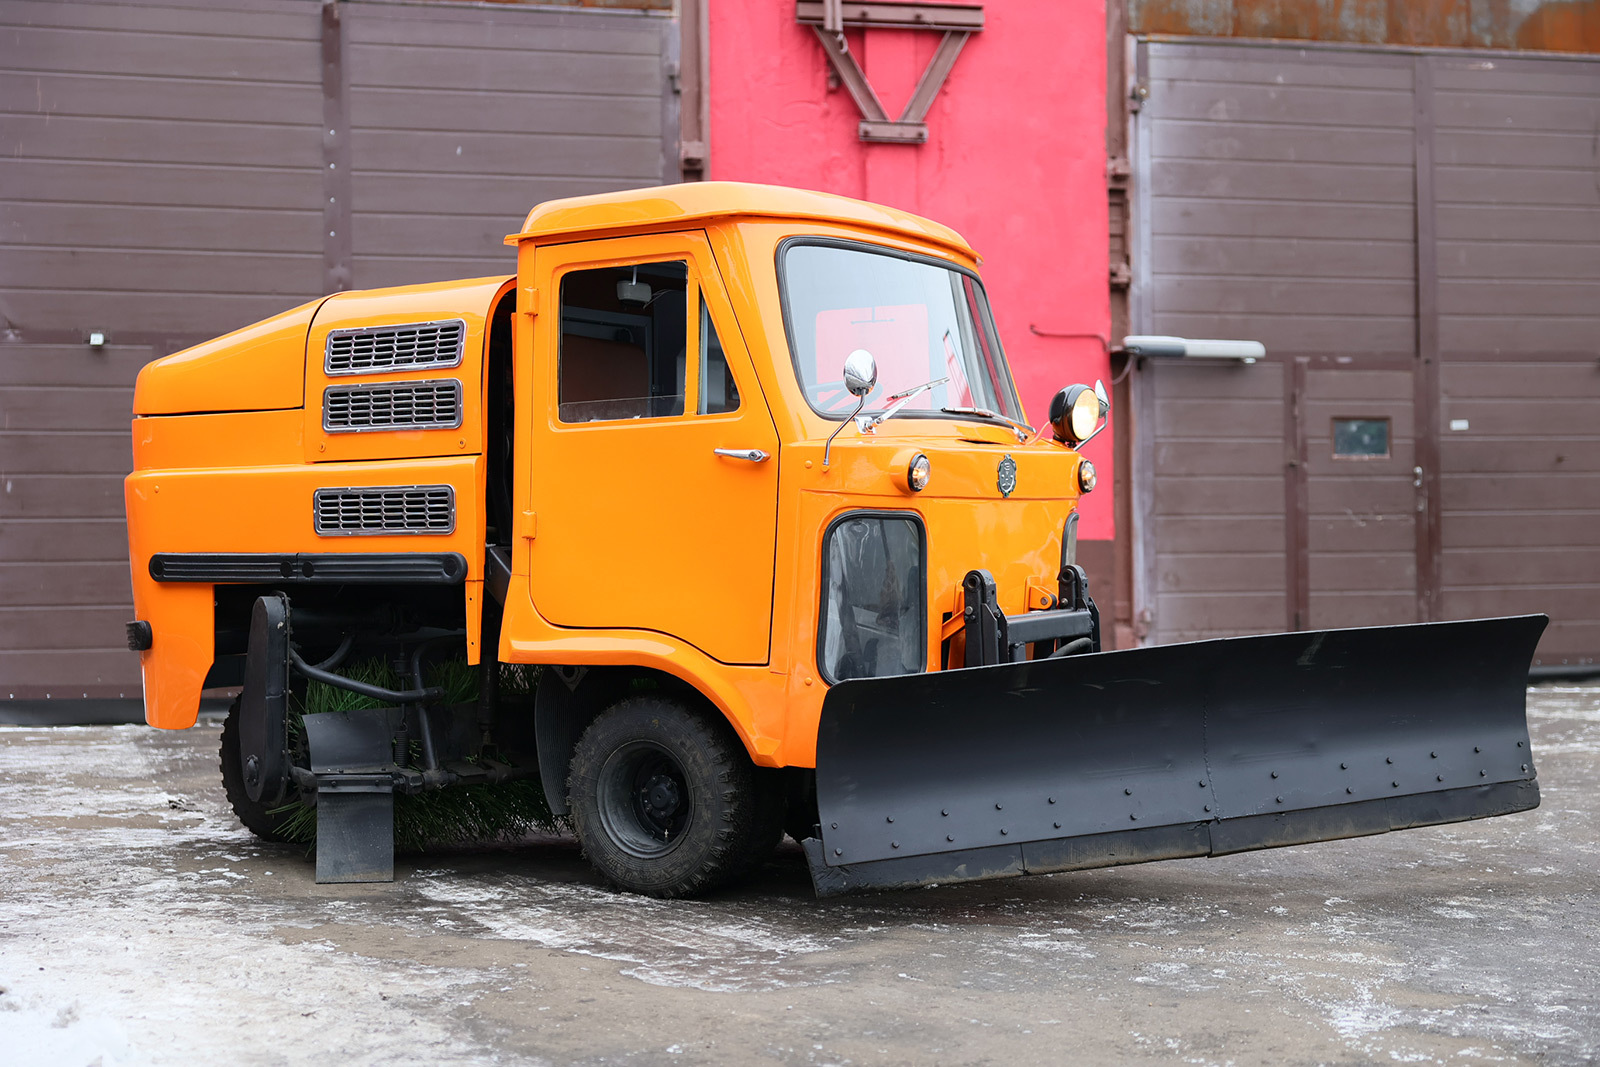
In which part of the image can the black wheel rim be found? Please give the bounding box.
[596,740,692,858]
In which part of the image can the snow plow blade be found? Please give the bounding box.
[805,615,1546,896]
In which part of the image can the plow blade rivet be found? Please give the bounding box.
[1518,741,1524,748]
[1431,751,1438,758]
[1392,781,1400,788]
[1048,797,1056,804]
[1000,828,1008,836]
[1203,805,1210,813]
[831,822,838,829]
[1270,771,1278,779]
[1386,757,1393,764]
[834,848,842,856]
[1124,788,1132,796]
[1340,763,1348,770]
[1346,787,1353,794]
[1130,814,1138,821]
[995,803,1003,810]
[1276,796,1283,803]
[886,816,894,823]
[891,841,900,848]
[1475,746,1481,753]
[1437,775,1444,782]
[941,809,949,817]
[1521,764,1528,772]
[1198,781,1207,788]
[1053,822,1062,829]
[1481,769,1488,776]
[948,834,955,842]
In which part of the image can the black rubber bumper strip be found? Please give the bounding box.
[149,552,468,584]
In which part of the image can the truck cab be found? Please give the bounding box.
[119,183,1105,894]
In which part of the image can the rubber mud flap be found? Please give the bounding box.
[810,615,1546,895]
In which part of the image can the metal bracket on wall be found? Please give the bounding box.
[796,0,984,144]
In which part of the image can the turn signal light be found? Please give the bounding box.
[908,453,931,492]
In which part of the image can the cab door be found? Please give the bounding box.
[527,231,780,665]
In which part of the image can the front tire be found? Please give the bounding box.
[568,696,780,897]
[220,698,296,843]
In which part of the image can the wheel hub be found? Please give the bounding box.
[596,740,694,858]
[642,774,681,818]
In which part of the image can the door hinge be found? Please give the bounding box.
[522,510,537,540]
[520,287,539,317]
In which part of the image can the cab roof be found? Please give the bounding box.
[505,181,975,258]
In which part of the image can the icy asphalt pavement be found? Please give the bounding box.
[2,684,1597,1067]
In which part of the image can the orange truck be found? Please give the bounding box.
[125,183,1545,896]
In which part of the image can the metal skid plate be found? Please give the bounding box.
[810,615,1546,895]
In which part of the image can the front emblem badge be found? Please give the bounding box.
[997,454,1017,498]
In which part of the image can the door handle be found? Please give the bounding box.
[713,447,770,463]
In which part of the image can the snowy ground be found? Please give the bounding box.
[1,684,1596,1066]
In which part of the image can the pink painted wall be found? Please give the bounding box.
[708,1,1113,539]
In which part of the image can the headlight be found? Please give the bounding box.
[1049,381,1110,446]
[907,453,931,492]
[1078,459,1097,493]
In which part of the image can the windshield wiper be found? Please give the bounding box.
[940,405,1033,442]
[856,376,950,432]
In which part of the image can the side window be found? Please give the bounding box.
[558,261,687,424]
[697,302,740,415]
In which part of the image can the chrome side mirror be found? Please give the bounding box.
[825,350,878,467]
[843,349,878,397]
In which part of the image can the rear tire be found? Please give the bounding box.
[568,696,781,897]
[219,698,296,844]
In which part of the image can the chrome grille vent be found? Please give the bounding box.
[323,379,463,432]
[313,485,455,536]
[325,319,465,375]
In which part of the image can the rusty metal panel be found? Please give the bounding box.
[1130,0,1600,53]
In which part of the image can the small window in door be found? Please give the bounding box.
[698,302,740,415]
[1332,418,1390,459]
[558,261,688,423]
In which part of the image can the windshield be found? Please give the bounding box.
[780,243,1023,422]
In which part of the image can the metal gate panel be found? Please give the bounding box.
[1135,41,1421,646]
[1431,54,1600,668]
[1148,359,1287,643]
[1138,43,1418,357]
[1134,39,1599,665]
[1304,367,1417,631]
